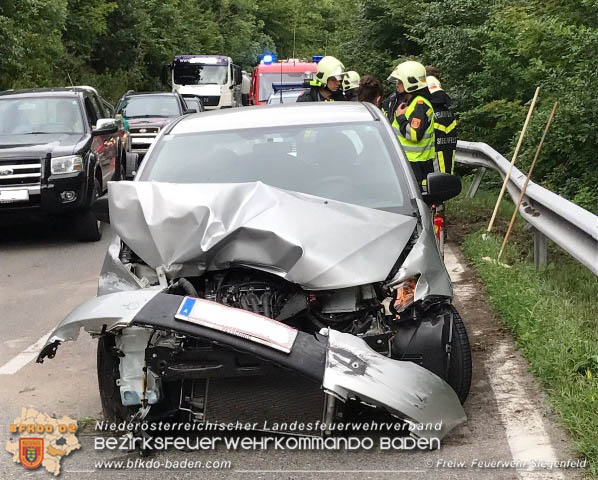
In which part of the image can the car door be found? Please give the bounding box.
[87,94,116,187]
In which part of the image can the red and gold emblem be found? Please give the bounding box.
[19,437,44,469]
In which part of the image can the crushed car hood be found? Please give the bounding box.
[108,181,418,290]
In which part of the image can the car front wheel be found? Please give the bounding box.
[75,178,103,242]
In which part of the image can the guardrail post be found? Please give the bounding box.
[533,228,548,271]
[467,167,486,198]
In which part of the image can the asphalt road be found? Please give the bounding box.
[0,224,585,479]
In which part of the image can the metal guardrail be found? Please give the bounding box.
[455,141,598,275]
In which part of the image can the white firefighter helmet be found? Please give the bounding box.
[426,75,443,93]
[314,56,346,86]
[342,71,361,91]
[387,61,427,92]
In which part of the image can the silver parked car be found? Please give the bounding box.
[38,103,471,439]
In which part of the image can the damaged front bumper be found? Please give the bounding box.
[37,290,466,440]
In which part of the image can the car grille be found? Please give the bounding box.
[201,96,220,107]
[0,158,42,187]
[130,126,160,135]
[130,127,160,152]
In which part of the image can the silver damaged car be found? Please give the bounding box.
[38,103,471,440]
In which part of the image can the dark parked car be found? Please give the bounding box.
[181,94,205,113]
[115,92,192,160]
[0,87,129,241]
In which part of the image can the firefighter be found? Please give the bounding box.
[297,56,346,102]
[342,71,361,101]
[426,66,458,175]
[382,60,435,189]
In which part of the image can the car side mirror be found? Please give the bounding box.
[125,152,139,180]
[93,119,118,136]
[423,173,462,205]
[184,108,197,114]
[91,193,110,224]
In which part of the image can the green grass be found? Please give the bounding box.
[449,174,598,477]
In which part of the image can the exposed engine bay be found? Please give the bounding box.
[98,241,470,434]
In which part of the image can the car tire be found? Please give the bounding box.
[112,152,125,181]
[446,306,472,404]
[75,179,103,242]
[97,335,136,422]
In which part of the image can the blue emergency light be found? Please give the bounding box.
[312,55,324,63]
[262,54,276,64]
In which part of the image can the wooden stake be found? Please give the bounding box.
[487,87,540,233]
[498,101,558,261]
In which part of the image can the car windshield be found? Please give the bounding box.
[259,73,306,101]
[0,97,84,135]
[139,122,410,210]
[117,96,180,118]
[174,64,228,85]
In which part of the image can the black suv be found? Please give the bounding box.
[0,87,130,241]
[115,92,194,160]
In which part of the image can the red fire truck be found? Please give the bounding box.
[249,57,317,106]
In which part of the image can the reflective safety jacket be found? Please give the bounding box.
[392,95,435,162]
[429,90,457,174]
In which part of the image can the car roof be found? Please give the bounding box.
[171,103,378,134]
[0,88,85,99]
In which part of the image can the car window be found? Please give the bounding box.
[102,99,115,117]
[259,73,306,102]
[140,122,410,210]
[89,95,105,120]
[0,97,85,135]
[84,97,98,126]
[117,96,181,118]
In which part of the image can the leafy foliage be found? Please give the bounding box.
[343,0,597,212]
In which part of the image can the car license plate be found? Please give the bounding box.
[175,297,298,354]
[0,190,29,203]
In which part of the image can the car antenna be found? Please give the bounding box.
[67,72,74,87]
[292,22,297,64]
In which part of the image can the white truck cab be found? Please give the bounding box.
[170,55,242,110]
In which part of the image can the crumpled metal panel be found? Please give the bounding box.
[385,198,452,300]
[37,291,466,439]
[108,181,418,290]
[36,290,161,362]
[97,236,143,296]
[323,329,466,440]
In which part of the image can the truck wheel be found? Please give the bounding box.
[446,306,472,403]
[97,335,136,422]
[75,179,103,242]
